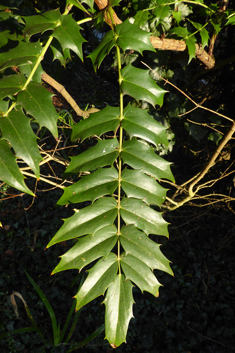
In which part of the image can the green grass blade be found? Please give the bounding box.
[64,308,82,344]
[25,271,58,346]
[59,299,76,343]
[66,324,105,352]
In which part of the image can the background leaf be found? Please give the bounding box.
[0,139,34,195]
[0,109,42,177]
[17,82,59,138]
[53,14,86,61]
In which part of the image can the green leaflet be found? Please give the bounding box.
[104,274,134,348]
[120,225,173,274]
[121,64,167,107]
[17,82,59,138]
[0,41,42,71]
[89,20,154,70]
[122,139,174,181]
[121,168,166,206]
[23,9,61,37]
[50,38,71,67]
[75,253,118,310]
[185,36,196,63]
[47,197,118,247]
[120,197,169,236]
[64,139,119,176]
[123,104,168,146]
[57,167,118,205]
[0,109,42,178]
[53,14,86,62]
[120,254,161,296]
[71,106,120,142]
[52,225,117,273]
[0,74,26,100]
[0,140,34,195]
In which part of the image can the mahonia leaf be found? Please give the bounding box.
[0,41,42,71]
[121,169,166,206]
[89,20,154,70]
[75,253,118,310]
[0,139,34,195]
[57,167,118,205]
[0,100,8,114]
[52,225,117,273]
[120,198,169,236]
[64,139,119,177]
[53,14,86,61]
[0,74,26,100]
[23,9,60,37]
[122,139,174,181]
[120,225,173,274]
[121,254,161,296]
[0,109,42,178]
[104,274,134,348]
[46,197,118,247]
[20,63,44,83]
[185,36,196,63]
[121,64,167,107]
[189,20,209,48]
[71,106,120,141]
[123,104,168,146]
[115,20,155,53]
[67,0,92,14]
[17,82,59,138]
[50,38,71,66]
[170,26,188,38]
[226,14,235,26]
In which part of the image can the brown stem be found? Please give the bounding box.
[41,72,99,117]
